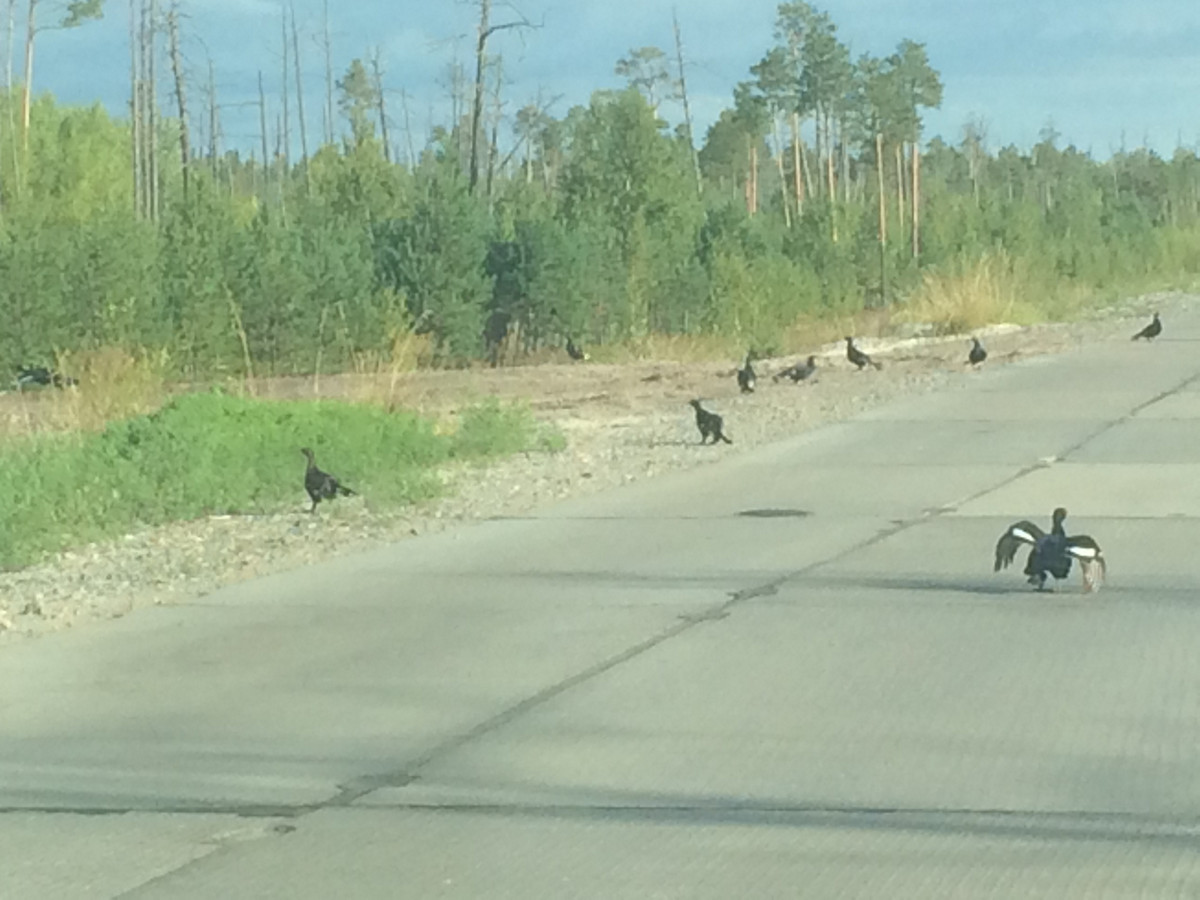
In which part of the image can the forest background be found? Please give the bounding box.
[2,0,1199,379]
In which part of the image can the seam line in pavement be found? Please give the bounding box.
[13,359,1200,830]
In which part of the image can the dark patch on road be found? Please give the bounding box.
[738,508,812,518]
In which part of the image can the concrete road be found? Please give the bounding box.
[4,311,1200,898]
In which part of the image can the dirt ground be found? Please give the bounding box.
[0,294,1171,644]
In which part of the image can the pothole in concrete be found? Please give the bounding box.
[737,508,812,518]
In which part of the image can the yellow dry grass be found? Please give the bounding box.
[341,328,436,411]
[595,332,743,364]
[896,251,1057,334]
[1,347,169,439]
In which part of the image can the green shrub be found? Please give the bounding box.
[451,397,563,460]
[0,393,558,570]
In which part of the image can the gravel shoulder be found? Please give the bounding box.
[0,294,1179,646]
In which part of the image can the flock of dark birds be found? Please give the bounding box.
[685,310,1162,595]
[11,310,1165,596]
[300,311,1163,593]
[686,331,986,451]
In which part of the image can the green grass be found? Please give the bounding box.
[0,391,559,571]
[451,397,566,460]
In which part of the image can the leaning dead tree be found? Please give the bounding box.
[22,0,105,152]
[290,4,308,188]
[256,68,268,193]
[467,0,533,194]
[129,0,158,220]
[165,2,189,199]
[368,47,388,162]
[319,0,332,145]
[204,55,217,177]
[278,4,288,169]
[671,9,702,198]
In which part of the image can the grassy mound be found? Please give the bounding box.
[0,392,555,570]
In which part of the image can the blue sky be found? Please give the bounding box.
[17,0,1200,161]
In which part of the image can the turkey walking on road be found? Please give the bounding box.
[1131,313,1161,341]
[968,337,988,366]
[689,400,732,445]
[994,507,1106,592]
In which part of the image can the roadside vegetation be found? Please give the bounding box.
[0,2,1197,568]
[4,3,1200,382]
[0,390,556,570]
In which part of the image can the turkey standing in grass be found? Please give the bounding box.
[566,336,590,361]
[301,447,356,514]
[994,507,1106,592]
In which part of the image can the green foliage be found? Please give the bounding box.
[337,58,379,150]
[61,0,105,28]
[451,397,562,460]
[4,3,1200,382]
[373,163,493,362]
[0,393,556,570]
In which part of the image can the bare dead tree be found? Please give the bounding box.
[368,47,389,162]
[467,0,533,194]
[257,68,268,197]
[279,4,288,168]
[671,9,701,198]
[166,3,189,199]
[744,137,753,214]
[320,0,332,145]
[290,3,309,188]
[129,0,141,215]
[485,55,501,198]
[771,116,790,228]
[496,90,560,182]
[876,130,887,304]
[146,0,159,221]
[399,87,414,167]
[789,111,804,215]
[129,0,158,220]
[19,0,35,149]
[911,139,921,259]
[1,0,15,205]
[205,55,217,177]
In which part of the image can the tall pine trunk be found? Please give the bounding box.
[876,132,887,303]
[291,6,310,190]
[789,111,804,214]
[911,139,921,260]
[773,116,791,228]
[19,0,33,150]
[166,5,189,200]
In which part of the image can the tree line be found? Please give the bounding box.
[1,0,1199,378]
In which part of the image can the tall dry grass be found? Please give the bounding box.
[0,347,169,440]
[343,328,436,411]
[895,251,1094,334]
